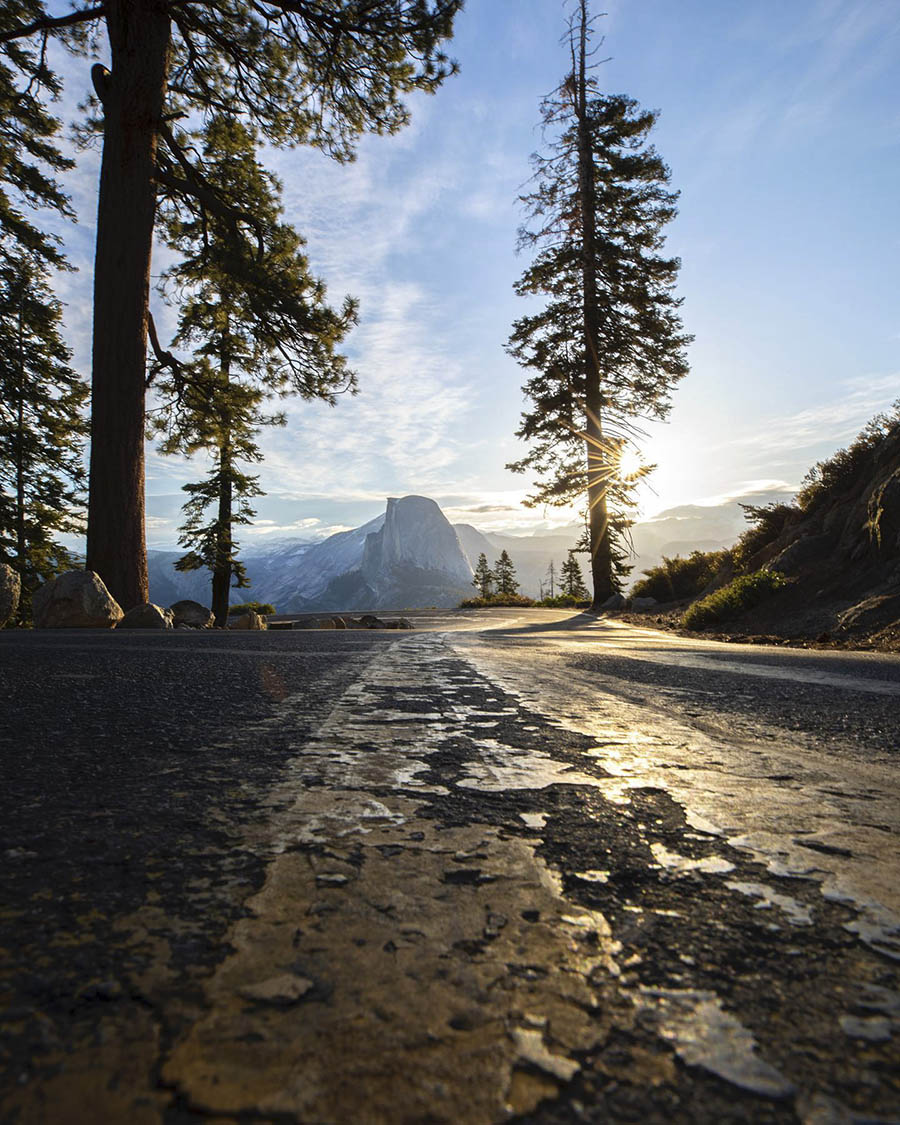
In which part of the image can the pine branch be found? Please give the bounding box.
[146,311,183,387]
[0,6,105,45]
[155,123,266,259]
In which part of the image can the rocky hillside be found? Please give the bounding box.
[629,407,900,649]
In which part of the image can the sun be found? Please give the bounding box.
[616,444,645,481]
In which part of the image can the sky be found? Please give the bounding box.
[42,0,900,547]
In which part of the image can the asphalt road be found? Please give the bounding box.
[1,610,898,1123]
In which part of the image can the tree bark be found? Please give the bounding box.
[85,0,170,610]
[573,0,614,608]
[211,437,233,627]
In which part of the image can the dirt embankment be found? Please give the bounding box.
[624,416,900,653]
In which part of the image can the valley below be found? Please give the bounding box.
[1,609,898,1123]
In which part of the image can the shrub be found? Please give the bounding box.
[631,549,730,602]
[459,594,535,609]
[229,601,275,616]
[539,593,589,608]
[732,503,799,572]
[796,402,900,513]
[682,570,787,630]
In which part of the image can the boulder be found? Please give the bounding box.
[631,596,657,611]
[600,593,626,610]
[229,610,267,631]
[32,571,123,629]
[117,602,173,629]
[314,618,337,630]
[169,599,214,629]
[0,564,21,628]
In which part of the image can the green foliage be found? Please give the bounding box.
[459,594,536,609]
[159,2,463,162]
[731,503,798,572]
[560,551,590,600]
[151,117,359,624]
[10,1,463,170]
[682,571,787,631]
[796,402,900,513]
[506,3,689,600]
[0,5,83,623]
[229,601,275,616]
[538,593,588,608]
[173,453,263,581]
[0,2,75,273]
[632,549,730,602]
[493,549,519,596]
[472,553,494,599]
[154,115,358,410]
[0,258,88,623]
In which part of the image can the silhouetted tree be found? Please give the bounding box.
[507,0,690,606]
[560,550,590,600]
[493,549,519,596]
[0,259,88,622]
[0,0,462,610]
[472,553,494,599]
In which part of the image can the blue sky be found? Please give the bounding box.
[45,0,900,545]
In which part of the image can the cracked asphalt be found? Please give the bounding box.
[1,609,898,1123]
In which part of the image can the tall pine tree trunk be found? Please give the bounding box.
[211,436,233,627]
[14,297,26,623]
[574,0,613,608]
[85,0,170,610]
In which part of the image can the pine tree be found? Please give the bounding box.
[0,1,75,275]
[152,116,355,626]
[168,374,269,627]
[493,550,519,597]
[545,561,557,600]
[1,1,462,611]
[472,553,494,600]
[507,0,690,608]
[0,258,89,622]
[560,551,590,601]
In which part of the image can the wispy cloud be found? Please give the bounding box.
[711,374,900,463]
[677,0,899,175]
[690,479,800,510]
[245,520,352,539]
[250,279,473,500]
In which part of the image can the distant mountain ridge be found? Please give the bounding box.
[149,496,479,612]
[147,493,769,611]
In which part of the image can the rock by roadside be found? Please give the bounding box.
[228,610,267,631]
[117,602,174,629]
[170,600,214,629]
[32,571,124,629]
